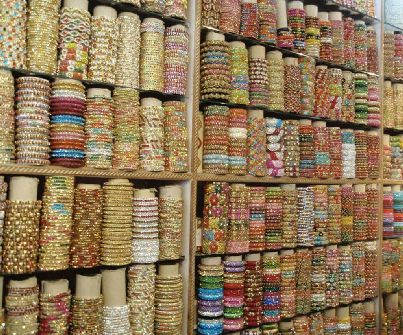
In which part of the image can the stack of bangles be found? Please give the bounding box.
[288,7,305,52]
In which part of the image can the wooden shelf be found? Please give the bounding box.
[196,173,379,185]
[383,179,403,185]
[0,164,192,181]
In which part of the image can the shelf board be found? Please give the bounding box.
[0,164,192,181]
[383,235,402,240]
[0,256,185,278]
[383,179,403,185]
[1,66,186,101]
[94,0,187,25]
[201,26,379,78]
[383,127,403,135]
[199,100,379,131]
[384,76,403,84]
[197,173,378,185]
[318,0,380,24]
[384,21,403,32]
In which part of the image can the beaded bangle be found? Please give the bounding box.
[367,28,378,74]
[343,18,355,69]
[244,260,263,326]
[354,73,369,124]
[354,131,369,179]
[280,252,296,318]
[327,185,342,244]
[352,242,366,301]
[267,57,285,111]
[311,247,327,311]
[310,312,325,334]
[247,113,266,177]
[341,130,356,179]
[319,19,333,62]
[249,58,269,106]
[39,290,71,334]
[393,84,403,128]
[323,313,338,335]
[366,188,379,241]
[229,46,249,105]
[395,32,403,80]
[240,2,259,39]
[262,253,281,323]
[329,127,342,179]
[201,0,220,28]
[305,16,320,58]
[297,187,315,246]
[338,246,353,305]
[314,127,331,179]
[249,187,266,251]
[219,0,241,34]
[102,305,131,334]
[288,8,306,52]
[164,0,187,19]
[283,120,300,177]
[367,76,381,128]
[294,316,310,334]
[299,124,315,178]
[71,296,103,334]
[266,117,284,177]
[353,188,368,241]
[265,187,282,250]
[331,18,344,65]
[299,57,316,116]
[384,31,395,79]
[228,108,248,175]
[328,68,343,120]
[341,71,355,123]
[383,191,395,239]
[326,248,340,308]
[365,241,378,299]
[383,141,392,180]
[0,70,15,163]
[354,21,368,72]
[314,67,330,118]
[390,135,402,180]
[282,186,298,248]
[258,0,277,44]
[295,249,312,315]
[141,0,166,13]
[393,190,403,237]
[341,185,354,244]
[284,62,302,114]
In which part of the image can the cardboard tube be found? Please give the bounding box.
[141,97,162,107]
[249,45,265,59]
[87,88,111,98]
[102,268,126,306]
[93,5,117,18]
[245,253,260,261]
[276,0,288,29]
[304,5,318,17]
[9,176,39,201]
[41,279,69,296]
[225,255,242,261]
[159,264,179,277]
[77,183,101,190]
[159,185,182,199]
[249,109,264,118]
[266,50,282,60]
[75,274,102,299]
[9,277,37,288]
[201,257,221,266]
[64,0,88,10]
[206,31,225,41]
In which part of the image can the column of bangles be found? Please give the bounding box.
[313,126,331,178]
[165,0,187,19]
[282,187,298,248]
[393,85,403,128]
[0,0,26,68]
[326,247,339,308]
[50,79,86,167]
[159,191,183,260]
[116,13,140,89]
[277,27,294,49]
[240,2,259,39]
[367,76,381,127]
[299,57,316,116]
[229,45,249,105]
[284,60,301,114]
[341,130,356,179]
[101,179,133,266]
[228,108,248,175]
[323,310,338,334]
[102,305,131,334]
[383,80,394,128]
[266,117,284,177]
[247,111,266,177]
[314,67,330,118]
[267,56,284,111]
[299,123,315,178]
[227,184,249,253]
[313,185,329,246]
[366,187,379,240]
[244,258,263,327]
[155,273,183,334]
[383,138,392,180]
[354,74,368,124]
[337,312,352,335]
[57,5,91,80]
[139,104,165,172]
[164,25,189,95]
[15,76,51,165]
[390,136,402,179]
[85,93,114,169]
[283,120,300,177]
[71,295,103,334]
[262,252,281,323]
[338,246,353,305]
[163,101,188,172]
[328,68,343,120]
[202,105,229,174]
[288,7,305,52]
[364,305,376,335]
[341,71,355,123]
[343,18,355,69]
[355,131,369,179]
[297,187,315,246]
[352,242,366,301]
[341,185,354,244]
[354,21,368,72]
[132,190,159,263]
[219,0,240,33]
[249,57,269,106]
[3,200,41,274]
[200,40,231,101]
[295,249,312,315]
[319,18,332,61]
[197,262,224,335]
[350,303,365,334]
[249,187,266,251]
[141,0,165,13]
[0,178,6,267]
[140,18,165,92]
[113,88,140,171]
[6,282,39,334]
[381,241,398,292]
[202,182,230,254]
[39,289,71,333]
[395,32,403,80]
[331,18,344,65]
[329,127,342,179]
[365,132,380,179]
[367,27,378,74]
[311,247,327,311]
[39,176,74,271]
[70,185,103,268]
[26,0,60,74]
[353,187,368,241]
[294,316,310,334]
[280,251,296,318]
[383,190,394,239]
[258,0,277,44]
[223,260,245,331]
[365,241,377,299]
[311,312,325,333]
[88,13,117,84]
[265,187,282,250]
[0,69,15,163]
[305,15,320,58]
[128,264,156,335]
[327,185,342,244]
[393,190,403,236]
[201,0,220,28]
[384,32,395,79]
